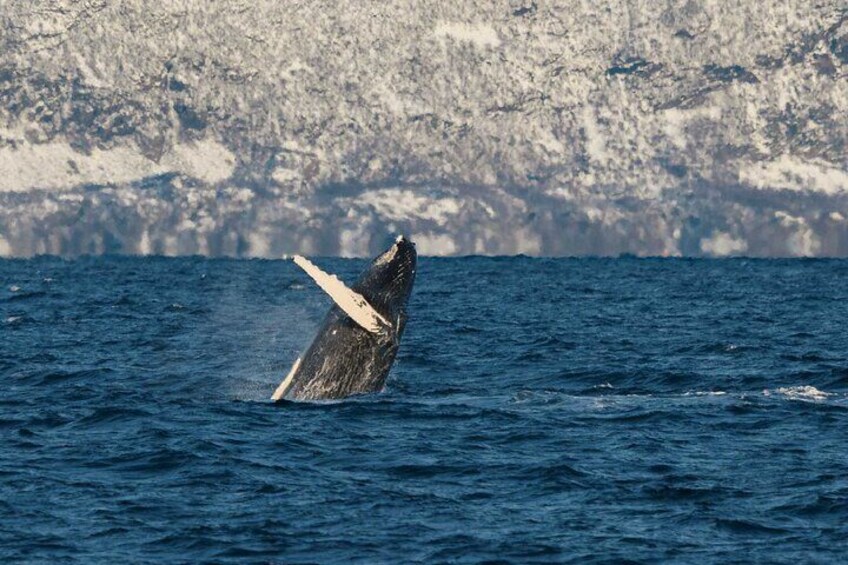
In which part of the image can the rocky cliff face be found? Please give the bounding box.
[1,1,846,257]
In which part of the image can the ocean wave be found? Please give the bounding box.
[765,386,833,401]
[2,256,847,563]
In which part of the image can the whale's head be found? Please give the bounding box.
[355,235,417,316]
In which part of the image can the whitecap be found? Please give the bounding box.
[769,386,832,401]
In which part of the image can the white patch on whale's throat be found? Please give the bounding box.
[292,255,389,334]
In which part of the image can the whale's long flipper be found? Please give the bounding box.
[292,255,389,334]
[271,357,301,401]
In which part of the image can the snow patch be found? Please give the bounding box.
[774,211,821,256]
[248,232,271,258]
[661,106,723,149]
[740,155,848,195]
[584,206,626,226]
[0,137,235,192]
[137,230,151,255]
[375,84,407,115]
[357,189,461,225]
[434,22,501,49]
[699,231,748,256]
[0,237,11,257]
[581,105,608,165]
[339,228,371,258]
[282,59,314,78]
[536,128,565,155]
[162,139,236,184]
[0,142,167,192]
[413,233,458,256]
[271,167,301,184]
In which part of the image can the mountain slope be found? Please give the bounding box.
[1,1,846,256]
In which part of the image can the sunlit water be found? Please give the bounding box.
[2,256,847,563]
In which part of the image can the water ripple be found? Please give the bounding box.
[1,256,846,562]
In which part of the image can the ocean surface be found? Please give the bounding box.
[1,256,847,563]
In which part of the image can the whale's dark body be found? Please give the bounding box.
[276,237,417,401]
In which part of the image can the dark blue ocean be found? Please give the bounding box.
[2,256,847,563]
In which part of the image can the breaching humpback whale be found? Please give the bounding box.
[272,236,417,401]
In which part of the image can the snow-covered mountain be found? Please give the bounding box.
[1,1,846,257]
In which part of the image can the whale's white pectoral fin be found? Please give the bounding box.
[271,357,302,401]
[293,255,389,334]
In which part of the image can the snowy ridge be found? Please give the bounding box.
[1,1,846,257]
